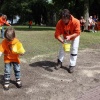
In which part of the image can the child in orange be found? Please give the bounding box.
[55,9,81,73]
[0,15,11,38]
[29,20,32,29]
[0,27,25,90]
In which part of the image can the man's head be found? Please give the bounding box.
[4,27,15,41]
[60,9,71,24]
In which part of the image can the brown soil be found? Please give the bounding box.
[0,49,100,100]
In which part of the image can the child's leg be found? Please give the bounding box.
[13,62,21,79]
[1,26,4,38]
[12,62,22,88]
[4,63,12,90]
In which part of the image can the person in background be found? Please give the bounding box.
[54,9,81,73]
[92,15,98,32]
[88,16,95,32]
[29,20,33,29]
[0,27,25,90]
[0,14,11,38]
[80,16,86,32]
[0,13,4,38]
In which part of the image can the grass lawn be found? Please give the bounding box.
[80,31,100,49]
[0,25,100,73]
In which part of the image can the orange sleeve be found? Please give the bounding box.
[0,18,10,26]
[55,20,62,39]
[0,42,4,53]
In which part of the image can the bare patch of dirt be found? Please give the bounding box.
[0,49,100,100]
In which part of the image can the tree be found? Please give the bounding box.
[1,0,22,24]
[52,0,100,18]
[31,0,48,25]
[84,0,89,30]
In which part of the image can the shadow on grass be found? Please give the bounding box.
[14,26,55,31]
[29,61,57,72]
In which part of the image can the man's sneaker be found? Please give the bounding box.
[55,59,62,70]
[68,66,75,73]
[3,80,10,90]
[16,79,22,88]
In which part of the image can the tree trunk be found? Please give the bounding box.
[11,15,13,24]
[84,0,89,30]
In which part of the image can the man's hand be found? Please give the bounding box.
[66,36,71,40]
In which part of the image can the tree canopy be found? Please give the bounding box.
[0,0,100,25]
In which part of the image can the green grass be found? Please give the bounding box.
[13,25,55,31]
[80,31,100,49]
[1,26,100,58]
[0,26,100,73]
[15,30,60,61]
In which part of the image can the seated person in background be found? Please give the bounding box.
[80,16,86,32]
[88,16,95,32]
[93,15,98,32]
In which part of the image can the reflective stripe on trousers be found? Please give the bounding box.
[58,36,80,66]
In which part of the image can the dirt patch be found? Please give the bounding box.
[0,49,100,100]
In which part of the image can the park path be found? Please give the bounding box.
[0,49,100,100]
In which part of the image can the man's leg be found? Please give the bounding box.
[55,45,65,70]
[69,36,80,73]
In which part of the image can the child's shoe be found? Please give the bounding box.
[3,80,10,90]
[16,78,22,88]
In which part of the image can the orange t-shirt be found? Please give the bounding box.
[0,38,22,63]
[0,16,10,26]
[29,21,32,25]
[55,15,81,40]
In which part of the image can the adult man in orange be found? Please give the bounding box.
[0,14,10,38]
[55,9,81,73]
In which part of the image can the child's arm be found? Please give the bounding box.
[0,52,2,57]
